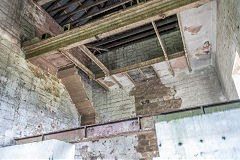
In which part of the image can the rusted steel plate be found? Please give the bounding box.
[44,128,85,141]
[87,120,140,138]
[15,136,42,145]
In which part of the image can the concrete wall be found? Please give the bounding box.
[0,140,75,160]
[216,0,240,99]
[154,103,240,159]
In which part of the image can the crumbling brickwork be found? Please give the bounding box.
[136,131,159,160]
[131,77,182,116]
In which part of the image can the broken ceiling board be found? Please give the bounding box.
[128,70,145,83]
[23,0,212,59]
[152,61,172,79]
[141,66,156,79]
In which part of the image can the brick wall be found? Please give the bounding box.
[0,33,80,146]
[0,0,62,42]
[88,65,225,123]
[216,0,240,99]
[75,131,159,160]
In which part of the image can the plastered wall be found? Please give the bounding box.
[216,0,240,99]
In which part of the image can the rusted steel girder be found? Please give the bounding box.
[15,100,240,145]
[15,116,154,145]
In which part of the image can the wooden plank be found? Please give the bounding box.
[111,75,123,88]
[86,45,109,51]
[96,79,110,91]
[103,23,178,49]
[46,0,60,12]
[177,13,192,72]
[55,0,109,18]
[79,45,110,75]
[152,21,174,76]
[71,0,132,24]
[95,51,184,79]
[59,0,89,26]
[59,50,95,79]
[125,72,135,85]
[36,0,55,5]
[50,0,84,13]
[92,16,177,47]
[23,0,212,59]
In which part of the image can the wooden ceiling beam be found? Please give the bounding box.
[59,50,95,79]
[36,0,55,5]
[95,51,184,79]
[50,0,84,13]
[102,23,178,49]
[92,16,177,47]
[138,68,147,81]
[59,0,89,26]
[55,0,109,19]
[177,13,192,72]
[79,45,110,76]
[152,21,174,76]
[125,72,135,85]
[46,0,60,12]
[23,0,212,59]
[85,45,109,51]
[71,0,132,25]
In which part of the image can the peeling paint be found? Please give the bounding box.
[195,41,212,56]
[184,25,202,35]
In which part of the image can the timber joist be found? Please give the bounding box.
[23,0,212,59]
